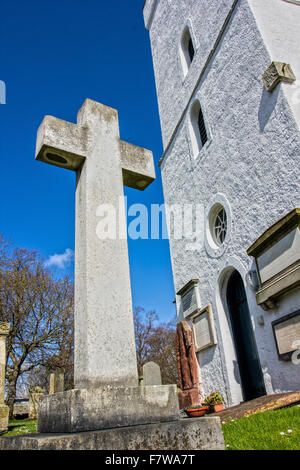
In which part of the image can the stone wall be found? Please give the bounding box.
[13,401,29,418]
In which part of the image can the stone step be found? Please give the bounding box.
[210,391,300,422]
[0,417,224,450]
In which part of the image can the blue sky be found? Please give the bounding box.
[0,0,176,321]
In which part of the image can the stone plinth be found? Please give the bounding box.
[0,417,225,450]
[38,385,179,433]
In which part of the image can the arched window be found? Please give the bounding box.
[189,100,208,158]
[197,105,208,147]
[180,27,195,77]
[187,35,195,63]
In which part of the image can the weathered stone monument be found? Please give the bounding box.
[29,387,45,419]
[176,321,202,409]
[0,99,224,449]
[49,370,64,395]
[143,361,162,386]
[0,323,9,433]
[36,99,155,390]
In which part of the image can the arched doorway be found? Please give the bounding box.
[226,270,266,401]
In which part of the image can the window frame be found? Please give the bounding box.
[179,21,197,79]
[188,99,210,159]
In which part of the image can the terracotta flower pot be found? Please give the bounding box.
[185,406,209,418]
[210,403,223,413]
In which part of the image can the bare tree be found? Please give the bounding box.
[25,320,74,393]
[147,320,178,385]
[0,239,74,418]
[134,306,178,384]
[134,306,158,376]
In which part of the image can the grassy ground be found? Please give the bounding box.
[222,405,300,450]
[2,419,37,437]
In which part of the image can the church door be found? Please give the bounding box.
[226,270,266,402]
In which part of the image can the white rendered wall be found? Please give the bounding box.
[144,0,300,405]
[248,0,300,131]
[144,0,236,149]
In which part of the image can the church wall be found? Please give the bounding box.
[151,0,300,404]
[144,0,236,149]
[248,0,300,131]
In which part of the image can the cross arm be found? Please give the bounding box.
[119,140,155,191]
[35,115,89,171]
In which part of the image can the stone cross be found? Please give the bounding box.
[0,322,10,432]
[36,99,155,390]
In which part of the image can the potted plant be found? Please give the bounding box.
[184,404,209,418]
[204,391,224,413]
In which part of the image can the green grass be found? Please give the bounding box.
[222,406,300,450]
[2,419,37,437]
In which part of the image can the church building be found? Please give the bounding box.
[143,0,300,406]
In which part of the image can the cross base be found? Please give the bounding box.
[37,385,179,433]
[0,417,225,450]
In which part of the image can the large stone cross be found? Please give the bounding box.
[36,99,155,390]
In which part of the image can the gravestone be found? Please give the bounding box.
[0,99,224,449]
[29,387,45,419]
[49,370,64,395]
[0,323,10,433]
[143,361,162,386]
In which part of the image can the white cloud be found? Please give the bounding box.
[45,248,74,270]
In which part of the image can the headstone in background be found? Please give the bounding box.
[143,361,162,386]
[29,387,45,419]
[49,370,64,395]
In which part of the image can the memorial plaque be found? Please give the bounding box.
[177,279,200,318]
[272,310,300,360]
[182,288,197,316]
[191,306,216,352]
